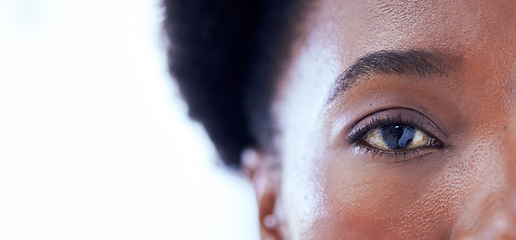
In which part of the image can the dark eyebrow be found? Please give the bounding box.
[328,50,456,102]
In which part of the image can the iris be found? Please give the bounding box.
[380,125,415,149]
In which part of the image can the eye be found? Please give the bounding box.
[345,108,445,158]
[363,124,432,151]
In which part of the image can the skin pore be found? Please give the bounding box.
[244,0,516,239]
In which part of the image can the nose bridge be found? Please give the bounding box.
[504,122,516,192]
[453,124,516,239]
[478,123,516,238]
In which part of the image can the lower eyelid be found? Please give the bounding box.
[353,143,437,162]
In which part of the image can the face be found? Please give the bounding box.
[244,0,516,239]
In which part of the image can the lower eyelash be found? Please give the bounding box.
[355,141,434,162]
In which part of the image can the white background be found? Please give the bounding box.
[0,0,259,239]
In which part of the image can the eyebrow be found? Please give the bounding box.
[328,50,455,102]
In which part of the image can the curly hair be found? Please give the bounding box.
[163,0,305,168]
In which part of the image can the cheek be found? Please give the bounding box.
[296,136,505,240]
[306,152,467,239]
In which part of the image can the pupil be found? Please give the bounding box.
[380,125,416,149]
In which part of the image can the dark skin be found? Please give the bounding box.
[244,0,516,239]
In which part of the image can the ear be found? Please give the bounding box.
[242,148,286,240]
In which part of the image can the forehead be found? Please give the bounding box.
[276,0,516,128]
[278,0,516,108]
[307,0,515,59]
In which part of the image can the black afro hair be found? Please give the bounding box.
[163,0,305,168]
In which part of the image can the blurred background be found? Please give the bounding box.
[0,0,259,239]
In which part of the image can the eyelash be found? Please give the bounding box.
[355,144,428,161]
[345,109,443,161]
